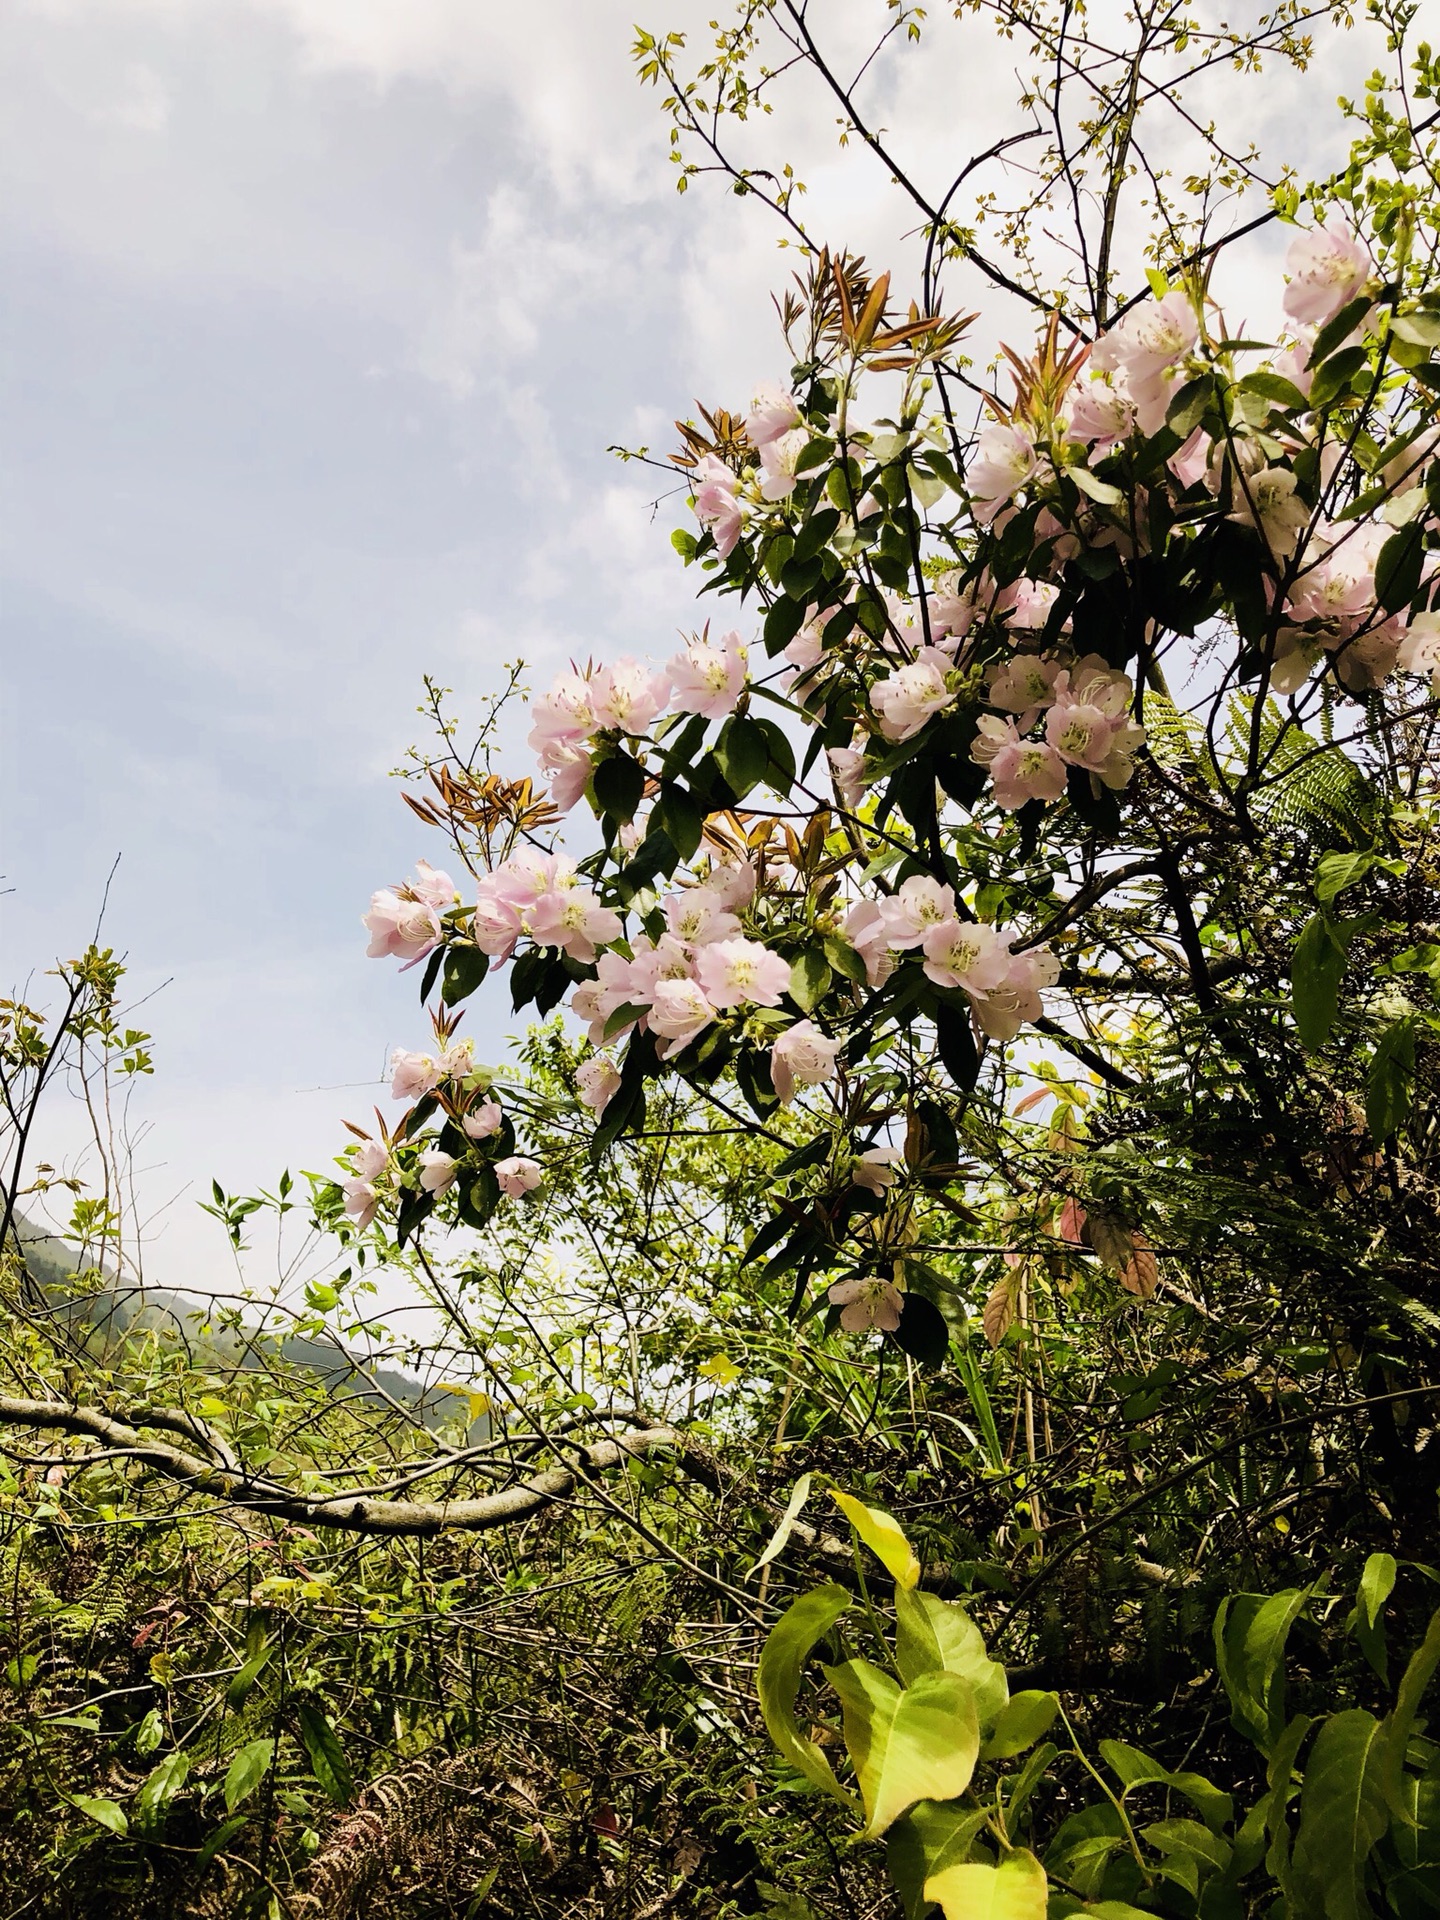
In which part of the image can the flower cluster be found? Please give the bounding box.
[842,876,1059,1041]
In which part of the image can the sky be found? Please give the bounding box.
[0,0,1380,1293]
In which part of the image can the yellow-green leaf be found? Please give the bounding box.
[824,1659,979,1838]
[894,1585,1008,1726]
[756,1585,854,1803]
[980,1690,1059,1760]
[831,1490,921,1589]
[925,1845,1048,1920]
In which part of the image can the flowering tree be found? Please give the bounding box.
[6,5,1440,1913]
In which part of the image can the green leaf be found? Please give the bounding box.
[789,950,832,1013]
[714,717,769,798]
[831,1490,921,1588]
[1308,298,1371,367]
[1309,344,1369,411]
[824,1660,980,1838]
[755,717,797,794]
[1314,852,1378,905]
[1375,522,1426,614]
[887,1804,992,1920]
[1291,1710,1390,1920]
[1367,1018,1415,1143]
[593,753,646,823]
[1099,1740,1234,1833]
[1384,1608,1440,1825]
[226,1640,272,1709]
[1291,915,1348,1052]
[979,1690,1059,1760]
[297,1702,354,1805]
[1166,376,1215,439]
[1068,465,1123,505]
[1214,1587,1312,1753]
[748,1473,814,1578]
[657,782,705,861]
[1143,1818,1232,1871]
[1390,310,1440,348]
[1355,1553,1397,1683]
[1239,370,1311,412]
[72,1795,128,1836]
[894,1586,1008,1726]
[441,942,488,1007]
[925,1846,1048,1920]
[755,1585,854,1802]
[196,1814,249,1872]
[134,1750,190,1833]
[224,1737,274,1813]
[823,935,868,984]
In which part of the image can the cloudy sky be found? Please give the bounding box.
[0,0,1376,1291]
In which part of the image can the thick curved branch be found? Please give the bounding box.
[0,1397,712,1538]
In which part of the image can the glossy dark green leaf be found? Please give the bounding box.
[1366,1018,1415,1142]
[1291,915,1348,1052]
[592,753,646,823]
[297,1702,354,1806]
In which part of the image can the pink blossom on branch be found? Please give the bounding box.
[527,884,623,964]
[1282,226,1372,328]
[745,382,803,448]
[694,937,792,1009]
[968,424,1036,523]
[418,1149,459,1195]
[770,1020,842,1104]
[869,647,957,740]
[647,978,716,1057]
[463,1098,503,1140]
[852,1147,904,1194]
[390,1048,442,1102]
[828,1276,905,1334]
[667,631,749,718]
[971,717,1069,810]
[691,454,745,557]
[576,1053,623,1117]
[589,657,670,735]
[495,1156,542,1199]
[363,863,456,963]
[920,919,1014,996]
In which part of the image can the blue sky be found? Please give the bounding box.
[0,0,1374,1290]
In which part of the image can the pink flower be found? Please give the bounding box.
[930,578,981,642]
[527,884,623,964]
[1331,621,1403,693]
[708,858,758,911]
[543,745,595,815]
[342,1178,381,1227]
[988,655,1062,729]
[1282,226,1371,328]
[1069,380,1135,449]
[418,1148,459,1195]
[589,657,669,734]
[869,647,956,741]
[1092,292,1197,378]
[852,1147,904,1195]
[770,1020,842,1104]
[492,849,567,908]
[843,901,897,989]
[390,1048,442,1102]
[1007,579,1061,632]
[569,952,645,1045]
[692,454,745,557]
[828,1276,905,1334]
[1285,521,1386,627]
[527,670,596,756]
[1045,658,1144,787]
[363,866,454,962]
[920,919,1013,996]
[1230,466,1311,558]
[1398,611,1440,683]
[667,631,749,718]
[972,946,1060,1042]
[576,1053,623,1117]
[745,382,803,449]
[342,1137,388,1227]
[968,425,1036,523]
[647,978,716,1056]
[496,1156,542,1199]
[463,1098,503,1140]
[784,626,825,674]
[1167,425,1212,491]
[1270,627,1322,695]
[759,428,809,501]
[828,746,868,810]
[971,716,1069,810]
[472,882,524,961]
[879,875,957,948]
[694,938,792,1009]
[625,933,694,999]
[438,1038,475,1081]
[663,887,741,948]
